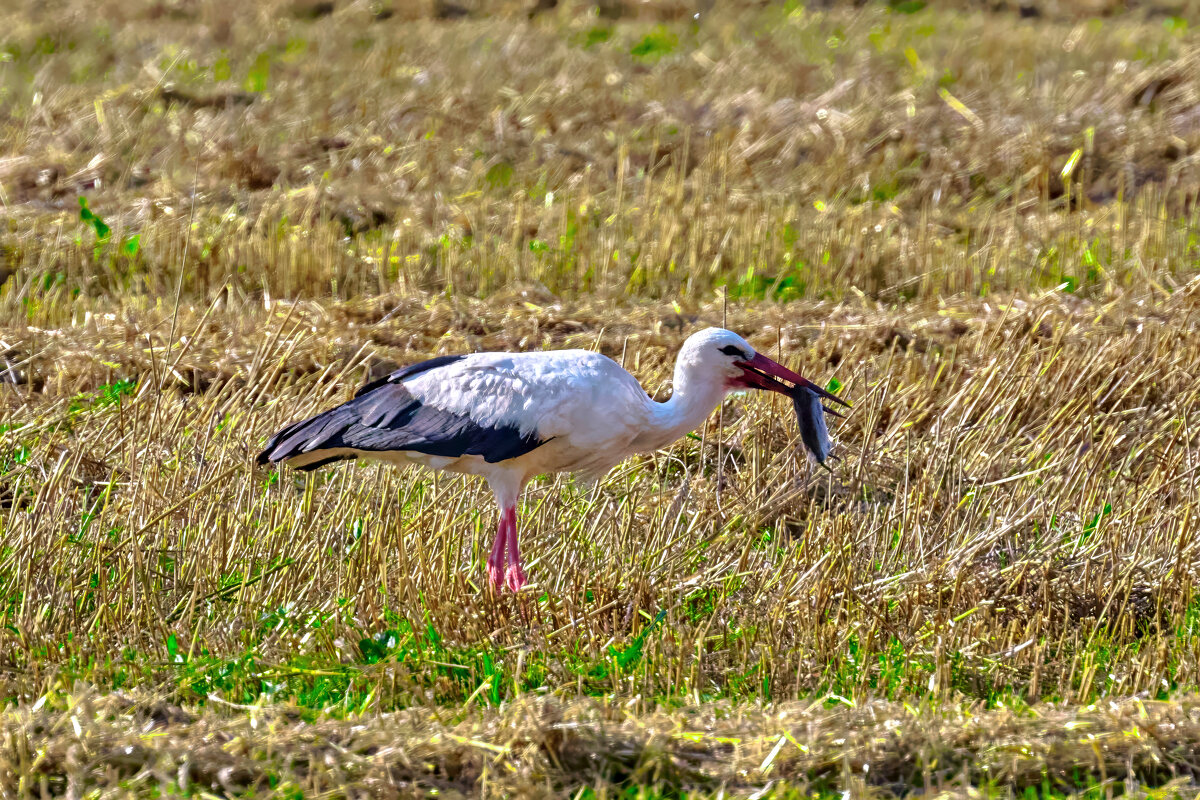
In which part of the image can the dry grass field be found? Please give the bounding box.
[4,0,1200,796]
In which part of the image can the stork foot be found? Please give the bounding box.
[486,517,509,592]
[486,561,505,591]
[504,563,527,593]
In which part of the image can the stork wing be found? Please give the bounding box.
[257,354,551,469]
[402,349,652,453]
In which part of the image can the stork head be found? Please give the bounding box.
[678,328,848,407]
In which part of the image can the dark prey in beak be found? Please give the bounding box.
[730,352,849,466]
[792,386,832,466]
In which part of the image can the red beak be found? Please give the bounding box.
[733,352,851,407]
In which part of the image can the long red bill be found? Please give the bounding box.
[734,352,851,407]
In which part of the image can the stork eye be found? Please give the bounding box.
[719,345,748,359]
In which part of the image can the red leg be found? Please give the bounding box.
[503,506,527,592]
[486,511,509,591]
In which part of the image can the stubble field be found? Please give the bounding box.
[3,0,1200,796]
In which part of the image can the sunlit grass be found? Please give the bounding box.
[3,0,1200,796]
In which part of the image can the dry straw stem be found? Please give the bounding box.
[5,690,1200,798]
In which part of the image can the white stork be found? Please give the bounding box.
[257,328,848,592]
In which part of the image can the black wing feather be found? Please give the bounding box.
[354,354,466,398]
[256,356,547,468]
[294,454,357,472]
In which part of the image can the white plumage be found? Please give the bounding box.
[258,327,847,592]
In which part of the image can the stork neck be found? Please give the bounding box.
[637,363,727,451]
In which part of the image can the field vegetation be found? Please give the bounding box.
[3,0,1200,795]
